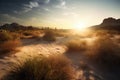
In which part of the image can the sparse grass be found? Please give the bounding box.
[87,36,120,68]
[10,32,20,40]
[66,39,87,52]
[21,30,41,39]
[0,30,21,55]
[43,30,56,42]
[0,40,21,54]
[3,54,75,80]
[0,30,13,42]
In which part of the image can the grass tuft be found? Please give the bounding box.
[3,54,75,80]
[43,30,56,42]
[87,36,120,68]
[66,39,87,52]
[0,40,21,54]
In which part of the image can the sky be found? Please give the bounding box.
[0,0,120,29]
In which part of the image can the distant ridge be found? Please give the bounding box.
[0,23,39,31]
[1,17,120,31]
[101,17,120,26]
[90,17,120,31]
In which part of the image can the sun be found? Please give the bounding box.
[72,22,90,34]
[74,22,88,30]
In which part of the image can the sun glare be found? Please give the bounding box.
[74,22,88,31]
[72,22,90,35]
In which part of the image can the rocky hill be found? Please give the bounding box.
[90,17,120,31]
[0,23,39,31]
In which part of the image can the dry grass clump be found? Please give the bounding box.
[0,40,21,54]
[0,30,21,55]
[0,30,13,42]
[10,32,20,40]
[87,36,120,67]
[43,30,56,42]
[66,39,87,52]
[21,30,41,39]
[3,54,75,80]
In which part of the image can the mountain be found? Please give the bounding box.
[101,17,120,26]
[0,23,39,31]
[90,17,120,31]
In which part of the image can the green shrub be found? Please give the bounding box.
[3,55,75,80]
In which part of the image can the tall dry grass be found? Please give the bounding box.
[65,39,87,52]
[86,36,120,68]
[0,40,21,54]
[0,30,21,55]
[3,54,75,80]
[0,30,13,42]
[43,30,56,42]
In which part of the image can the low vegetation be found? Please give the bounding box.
[0,30,13,42]
[66,39,87,52]
[0,30,21,55]
[0,40,21,54]
[87,35,120,68]
[43,30,56,42]
[3,54,75,80]
[21,30,42,39]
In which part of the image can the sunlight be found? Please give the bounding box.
[84,37,98,45]
[74,22,88,31]
[72,22,90,35]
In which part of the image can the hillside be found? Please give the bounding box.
[0,23,40,31]
[90,17,120,31]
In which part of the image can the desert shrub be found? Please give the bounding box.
[22,30,41,39]
[66,39,87,52]
[23,31,32,36]
[11,32,21,40]
[3,54,75,80]
[87,36,120,67]
[43,30,56,42]
[51,30,66,37]
[0,40,21,54]
[0,30,13,42]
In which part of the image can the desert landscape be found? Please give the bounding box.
[0,0,120,80]
[0,18,120,80]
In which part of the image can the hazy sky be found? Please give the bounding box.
[0,0,120,29]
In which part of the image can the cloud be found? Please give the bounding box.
[60,0,66,6]
[35,0,50,4]
[63,12,78,17]
[14,0,51,14]
[24,1,39,8]
[54,0,66,9]
[22,7,32,13]
[14,7,32,14]
[14,1,40,14]
[13,0,67,14]
[43,7,50,11]
[0,14,23,24]
[45,0,50,4]
[22,1,39,12]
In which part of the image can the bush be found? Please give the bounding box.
[3,55,75,80]
[0,40,21,54]
[0,30,13,42]
[66,39,87,52]
[87,36,120,67]
[43,30,56,42]
[11,32,20,40]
